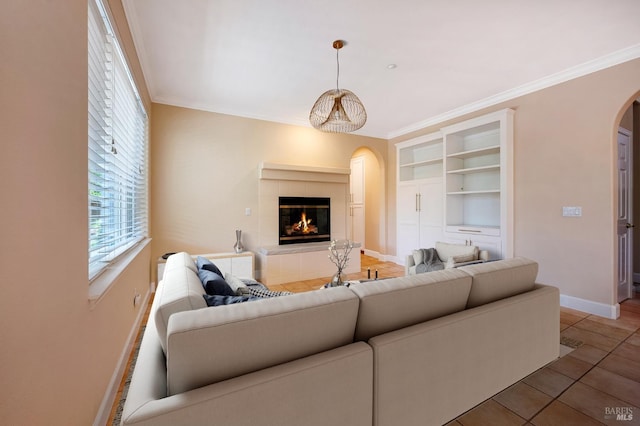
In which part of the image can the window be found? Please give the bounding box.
[88,0,148,280]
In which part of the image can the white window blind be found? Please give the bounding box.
[88,0,148,280]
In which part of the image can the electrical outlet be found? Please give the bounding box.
[133,288,141,307]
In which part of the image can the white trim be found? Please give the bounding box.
[88,238,152,308]
[93,286,152,426]
[560,293,619,319]
[362,248,382,259]
[388,44,640,139]
[258,162,350,183]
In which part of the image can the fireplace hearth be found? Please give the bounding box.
[279,197,330,245]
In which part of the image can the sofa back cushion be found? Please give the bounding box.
[458,257,538,309]
[164,251,198,274]
[435,241,479,262]
[165,286,360,395]
[349,268,472,341]
[155,254,207,353]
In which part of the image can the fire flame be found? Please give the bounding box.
[292,212,316,234]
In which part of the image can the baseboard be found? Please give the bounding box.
[560,293,619,319]
[362,248,381,259]
[362,250,405,265]
[93,284,152,426]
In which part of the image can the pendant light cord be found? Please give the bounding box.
[336,47,340,92]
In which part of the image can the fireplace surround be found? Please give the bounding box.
[279,196,330,245]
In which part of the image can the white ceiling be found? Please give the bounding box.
[123,0,640,139]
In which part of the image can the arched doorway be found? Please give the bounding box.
[350,147,386,258]
[615,95,640,302]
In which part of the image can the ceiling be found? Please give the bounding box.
[122,0,640,139]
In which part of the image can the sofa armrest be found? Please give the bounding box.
[405,254,416,275]
[121,301,168,422]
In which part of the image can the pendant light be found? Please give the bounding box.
[309,40,367,133]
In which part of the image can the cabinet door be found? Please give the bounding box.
[350,204,365,245]
[350,156,365,204]
[418,180,443,250]
[397,184,420,261]
[231,255,254,278]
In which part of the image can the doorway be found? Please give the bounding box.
[617,126,633,303]
[617,99,639,303]
[350,147,384,257]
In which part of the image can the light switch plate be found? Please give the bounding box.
[562,206,582,217]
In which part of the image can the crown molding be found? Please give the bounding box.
[387,44,640,140]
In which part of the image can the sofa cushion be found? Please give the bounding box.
[198,268,235,296]
[155,266,207,354]
[165,286,360,395]
[435,241,478,262]
[458,257,538,309]
[349,268,472,341]
[164,251,198,274]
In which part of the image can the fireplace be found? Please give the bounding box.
[279,196,330,245]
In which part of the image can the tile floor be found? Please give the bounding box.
[110,254,640,425]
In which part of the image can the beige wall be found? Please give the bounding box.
[150,104,387,275]
[390,59,640,309]
[0,1,152,424]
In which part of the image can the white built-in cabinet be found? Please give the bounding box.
[396,132,444,259]
[396,109,513,262]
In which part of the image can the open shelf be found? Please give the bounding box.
[447,165,500,175]
[447,189,500,195]
[401,157,442,168]
[446,145,500,160]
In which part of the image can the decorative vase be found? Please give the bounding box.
[330,269,346,287]
[233,229,244,253]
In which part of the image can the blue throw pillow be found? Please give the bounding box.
[198,269,235,296]
[196,256,223,276]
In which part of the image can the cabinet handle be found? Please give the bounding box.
[415,194,419,212]
[418,193,422,212]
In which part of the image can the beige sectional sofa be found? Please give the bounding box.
[121,253,559,426]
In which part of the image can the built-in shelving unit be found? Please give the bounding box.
[396,109,514,261]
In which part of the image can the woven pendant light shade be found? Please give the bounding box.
[309,89,367,133]
[309,40,367,133]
